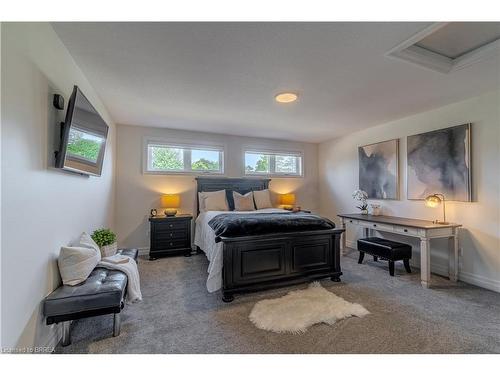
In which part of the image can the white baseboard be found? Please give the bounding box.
[345,240,500,292]
[458,271,500,293]
[137,247,149,256]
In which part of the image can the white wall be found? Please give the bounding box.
[319,91,500,292]
[1,23,116,349]
[115,124,318,250]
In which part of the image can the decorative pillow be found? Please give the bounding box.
[58,246,100,286]
[78,232,101,262]
[233,191,255,211]
[253,189,273,209]
[199,190,229,212]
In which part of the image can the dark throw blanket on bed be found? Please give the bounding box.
[208,212,335,242]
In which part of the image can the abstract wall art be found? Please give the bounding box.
[407,123,471,201]
[358,139,399,200]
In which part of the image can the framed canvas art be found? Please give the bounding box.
[358,139,399,199]
[407,123,472,201]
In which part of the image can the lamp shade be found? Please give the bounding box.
[280,193,296,206]
[161,194,180,208]
[425,194,441,208]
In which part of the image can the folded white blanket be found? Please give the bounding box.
[102,254,130,264]
[98,256,142,303]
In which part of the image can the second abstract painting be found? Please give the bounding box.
[358,139,399,199]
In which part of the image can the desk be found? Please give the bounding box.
[337,214,462,288]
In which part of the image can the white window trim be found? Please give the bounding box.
[243,147,304,178]
[143,136,226,175]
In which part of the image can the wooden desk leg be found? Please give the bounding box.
[449,230,459,282]
[420,238,431,288]
[340,217,346,256]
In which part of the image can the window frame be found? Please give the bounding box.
[143,137,225,175]
[243,148,304,177]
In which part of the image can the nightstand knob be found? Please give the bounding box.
[170,242,173,246]
[373,224,377,227]
[170,233,173,237]
[169,224,173,228]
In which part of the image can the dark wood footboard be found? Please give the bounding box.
[220,228,344,302]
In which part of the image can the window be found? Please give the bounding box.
[244,150,303,176]
[145,140,224,174]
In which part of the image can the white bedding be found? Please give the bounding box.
[194,208,287,292]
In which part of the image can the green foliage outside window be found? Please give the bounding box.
[151,147,183,170]
[246,155,269,172]
[192,158,219,170]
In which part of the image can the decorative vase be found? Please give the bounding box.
[361,209,368,215]
[101,242,118,258]
[370,204,381,216]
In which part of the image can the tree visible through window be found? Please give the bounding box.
[146,142,224,174]
[191,149,220,171]
[245,154,270,173]
[151,147,183,170]
[244,151,302,176]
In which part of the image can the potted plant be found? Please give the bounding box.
[91,228,117,257]
[352,189,369,214]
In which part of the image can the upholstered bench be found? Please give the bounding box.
[357,238,411,276]
[43,248,138,346]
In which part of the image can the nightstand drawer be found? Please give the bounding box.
[155,221,189,231]
[155,230,188,240]
[152,239,189,250]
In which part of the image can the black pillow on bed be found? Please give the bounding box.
[225,190,235,211]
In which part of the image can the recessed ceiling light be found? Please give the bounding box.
[275,92,298,103]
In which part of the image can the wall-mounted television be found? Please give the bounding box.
[55,86,109,176]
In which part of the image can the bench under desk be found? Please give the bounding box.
[337,213,462,288]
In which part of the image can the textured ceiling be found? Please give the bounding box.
[52,22,500,142]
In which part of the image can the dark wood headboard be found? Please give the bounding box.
[196,177,270,214]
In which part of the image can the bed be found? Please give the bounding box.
[194,177,344,302]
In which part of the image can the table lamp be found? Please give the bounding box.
[280,193,296,210]
[161,194,180,216]
[425,193,448,225]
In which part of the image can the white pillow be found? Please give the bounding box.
[199,190,229,212]
[233,191,255,211]
[78,232,101,262]
[253,189,273,209]
[58,246,100,286]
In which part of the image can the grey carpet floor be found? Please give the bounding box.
[56,249,500,354]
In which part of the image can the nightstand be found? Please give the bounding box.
[148,214,192,260]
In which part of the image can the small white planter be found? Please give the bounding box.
[101,242,118,258]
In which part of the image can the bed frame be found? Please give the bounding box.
[196,177,344,302]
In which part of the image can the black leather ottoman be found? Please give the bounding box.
[43,248,138,346]
[117,248,139,262]
[357,237,412,276]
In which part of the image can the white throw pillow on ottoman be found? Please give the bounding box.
[78,232,102,261]
[58,246,100,286]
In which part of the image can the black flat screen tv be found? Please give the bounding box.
[55,86,109,176]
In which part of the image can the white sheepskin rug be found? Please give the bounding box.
[249,282,369,333]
